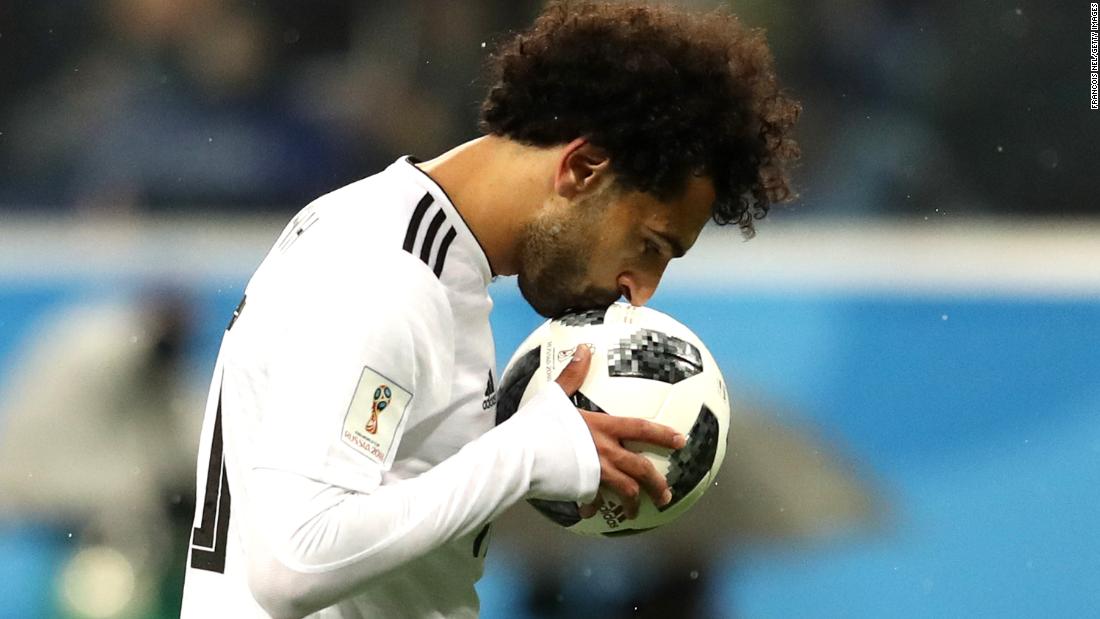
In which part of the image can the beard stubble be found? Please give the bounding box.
[516,196,621,318]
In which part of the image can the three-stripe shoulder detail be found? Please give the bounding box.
[402,192,457,279]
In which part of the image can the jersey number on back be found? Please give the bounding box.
[189,386,231,573]
[190,296,246,573]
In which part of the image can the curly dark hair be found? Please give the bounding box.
[479,1,801,237]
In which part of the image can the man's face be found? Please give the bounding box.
[516,175,716,318]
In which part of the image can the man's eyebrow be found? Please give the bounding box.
[651,228,687,258]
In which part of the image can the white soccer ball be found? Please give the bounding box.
[496,302,731,536]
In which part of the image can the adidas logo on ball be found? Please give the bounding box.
[599,501,627,528]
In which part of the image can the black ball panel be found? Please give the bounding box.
[658,404,719,512]
[495,345,541,426]
[607,328,703,384]
[527,498,582,527]
[556,308,606,326]
[570,390,606,413]
[602,526,657,538]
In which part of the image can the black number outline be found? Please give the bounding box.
[189,387,232,573]
[190,298,243,574]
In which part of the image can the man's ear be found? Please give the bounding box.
[554,138,611,199]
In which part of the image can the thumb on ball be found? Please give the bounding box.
[555,344,592,396]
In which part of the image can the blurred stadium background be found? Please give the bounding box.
[1,1,1097,618]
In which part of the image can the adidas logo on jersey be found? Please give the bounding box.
[481,370,497,410]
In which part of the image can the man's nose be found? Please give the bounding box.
[617,272,658,306]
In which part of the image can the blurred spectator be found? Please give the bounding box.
[0,0,350,213]
[2,1,1094,218]
[0,289,203,618]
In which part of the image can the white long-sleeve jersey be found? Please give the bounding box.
[180,157,601,619]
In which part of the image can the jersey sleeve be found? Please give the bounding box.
[242,381,598,619]
[239,249,454,494]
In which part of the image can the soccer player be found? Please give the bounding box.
[180,2,799,617]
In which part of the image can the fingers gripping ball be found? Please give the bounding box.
[496,303,731,536]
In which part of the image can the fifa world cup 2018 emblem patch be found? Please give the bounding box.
[366,385,392,434]
[343,367,411,468]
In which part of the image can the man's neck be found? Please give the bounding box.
[415,136,549,277]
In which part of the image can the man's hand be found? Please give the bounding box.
[555,344,686,519]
